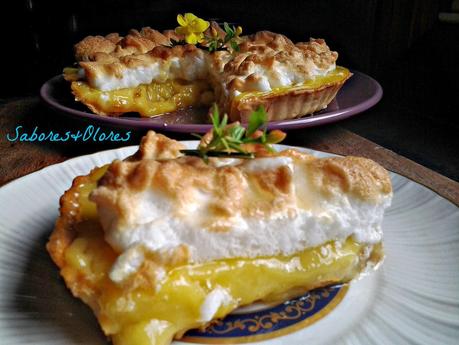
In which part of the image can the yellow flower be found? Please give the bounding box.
[235,26,243,36]
[175,13,210,44]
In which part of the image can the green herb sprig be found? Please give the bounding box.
[169,22,241,53]
[181,104,286,162]
[206,23,241,52]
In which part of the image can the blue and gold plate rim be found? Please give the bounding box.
[182,284,348,344]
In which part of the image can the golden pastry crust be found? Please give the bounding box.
[47,172,91,267]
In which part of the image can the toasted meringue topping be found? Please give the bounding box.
[74,28,338,95]
[90,132,392,267]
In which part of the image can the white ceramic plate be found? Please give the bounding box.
[0,143,458,345]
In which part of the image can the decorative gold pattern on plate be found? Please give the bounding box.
[183,285,348,344]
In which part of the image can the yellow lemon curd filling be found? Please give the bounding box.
[61,166,380,345]
[70,79,214,117]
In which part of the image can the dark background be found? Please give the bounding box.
[2,0,459,180]
[3,0,447,96]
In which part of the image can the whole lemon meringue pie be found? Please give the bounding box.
[65,15,351,122]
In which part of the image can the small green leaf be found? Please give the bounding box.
[230,40,240,51]
[210,105,221,129]
[227,141,244,152]
[226,31,235,41]
[223,22,233,34]
[220,114,228,129]
[220,137,230,151]
[246,106,267,137]
[230,126,245,141]
[210,104,222,136]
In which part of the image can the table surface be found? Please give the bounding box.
[1,97,458,206]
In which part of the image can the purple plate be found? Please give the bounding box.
[40,70,382,133]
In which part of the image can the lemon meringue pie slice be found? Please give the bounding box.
[47,130,391,345]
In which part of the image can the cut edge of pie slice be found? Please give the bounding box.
[47,131,392,345]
